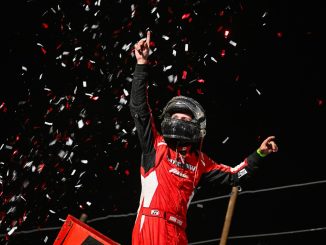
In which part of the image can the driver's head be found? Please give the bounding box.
[160,96,206,145]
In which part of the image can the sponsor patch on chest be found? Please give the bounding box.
[167,156,197,172]
[169,168,189,178]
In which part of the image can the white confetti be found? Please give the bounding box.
[119,96,128,105]
[123,88,129,96]
[66,137,73,146]
[20,195,26,202]
[168,75,174,83]
[122,42,132,51]
[210,57,217,63]
[229,40,237,47]
[58,150,68,159]
[163,65,172,71]
[151,7,157,13]
[222,137,229,144]
[67,152,74,162]
[117,105,123,111]
[91,24,99,29]
[7,226,18,236]
[78,119,84,129]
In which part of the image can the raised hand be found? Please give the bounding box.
[258,136,278,156]
[134,31,151,64]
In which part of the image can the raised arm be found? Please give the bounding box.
[130,31,151,109]
[129,31,157,155]
[200,136,278,186]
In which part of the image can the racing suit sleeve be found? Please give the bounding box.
[129,64,157,173]
[199,150,263,186]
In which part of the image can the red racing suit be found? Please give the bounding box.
[129,64,263,245]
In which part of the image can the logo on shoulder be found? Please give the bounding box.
[237,169,247,179]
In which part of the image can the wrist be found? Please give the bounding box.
[137,59,148,64]
[256,148,267,158]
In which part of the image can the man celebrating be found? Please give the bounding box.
[129,31,278,245]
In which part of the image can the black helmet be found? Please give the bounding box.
[160,96,206,144]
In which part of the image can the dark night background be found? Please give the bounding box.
[1,0,325,244]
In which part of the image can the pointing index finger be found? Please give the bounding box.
[146,31,151,48]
